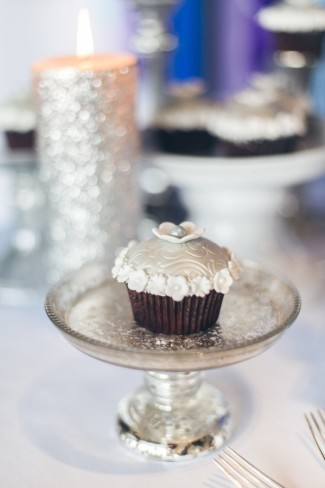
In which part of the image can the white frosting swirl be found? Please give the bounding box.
[258,3,325,32]
[0,93,36,132]
[112,227,242,301]
[152,98,220,131]
[206,87,306,142]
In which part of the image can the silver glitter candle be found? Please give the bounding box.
[33,54,140,280]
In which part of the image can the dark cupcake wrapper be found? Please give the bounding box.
[5,130,35,150]
[154,128,217,156]
[127,287,224,335]
[274,31,325,58]
[219,135,300,157]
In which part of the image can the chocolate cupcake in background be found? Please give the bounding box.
[0,92,36,151]
[150,81,219,156]
[249,72,304,105]
[112,221,241,335]
[151,100,218,155]
[258,0,325,62]
[206,85,307,157]
[249,71,321,143]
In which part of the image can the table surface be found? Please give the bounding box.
[0,281,324,488]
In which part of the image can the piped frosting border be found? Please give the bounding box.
[112,222,242,301]
[258,3,325,32]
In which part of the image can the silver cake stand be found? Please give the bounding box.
[45,260,301,461]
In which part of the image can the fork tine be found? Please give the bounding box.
[214,451,265,488]
[214,448,286,488]
[319,409,325,428]
[214,455,254,488]
[305,410,325,461]
[227,449,285,488]
[315,409,325,439]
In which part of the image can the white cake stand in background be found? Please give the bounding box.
[45,260,300,462]
[152,142,325,296]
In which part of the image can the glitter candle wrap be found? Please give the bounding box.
[33,55,140,279]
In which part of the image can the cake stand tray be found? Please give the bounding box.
[152,143,325,187]
[45,260,300,461]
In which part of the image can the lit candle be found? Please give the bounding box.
[76,8,95,58]
[34,9,135,75]
[33,9,140,280]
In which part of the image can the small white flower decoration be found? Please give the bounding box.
[147,274,167,295]
[111,264,121,278]
[112,255,125,274]
[116,264,133,283]
[112,240,138,277]
[166,276,189,301]
[214,268,233,294]
[190,276,211,297]
[127,269,148,292]
[152,221,205,244]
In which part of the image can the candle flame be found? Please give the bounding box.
[76,8,95,57]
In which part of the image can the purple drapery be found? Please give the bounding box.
[210,0,253,100]
[205,0,273,100]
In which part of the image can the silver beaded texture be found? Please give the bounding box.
[34,61,140,280]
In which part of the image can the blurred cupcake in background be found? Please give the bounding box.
[258,0,325,63]
[249,71,324,141]
[0,92,36,151]
[150,80,220,156]
[205,82,307,157]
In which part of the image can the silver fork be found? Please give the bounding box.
[305,409,325,461]
[213,447,286,488]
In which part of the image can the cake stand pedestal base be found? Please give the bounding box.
[117,371,230,461]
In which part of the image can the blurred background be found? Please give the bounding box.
[0,0,325,301]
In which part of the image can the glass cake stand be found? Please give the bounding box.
[45,260,301,461]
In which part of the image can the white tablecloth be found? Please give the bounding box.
[0,290,324,488]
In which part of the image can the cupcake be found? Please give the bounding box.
[206,85,307,157]
[0,92,36,151]
[150,81,219,156]
[253,70,321,128]
[257,1,325,62]
[112,221,241,335]
[249,71,313,120]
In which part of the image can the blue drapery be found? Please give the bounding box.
[168,0,204,81]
